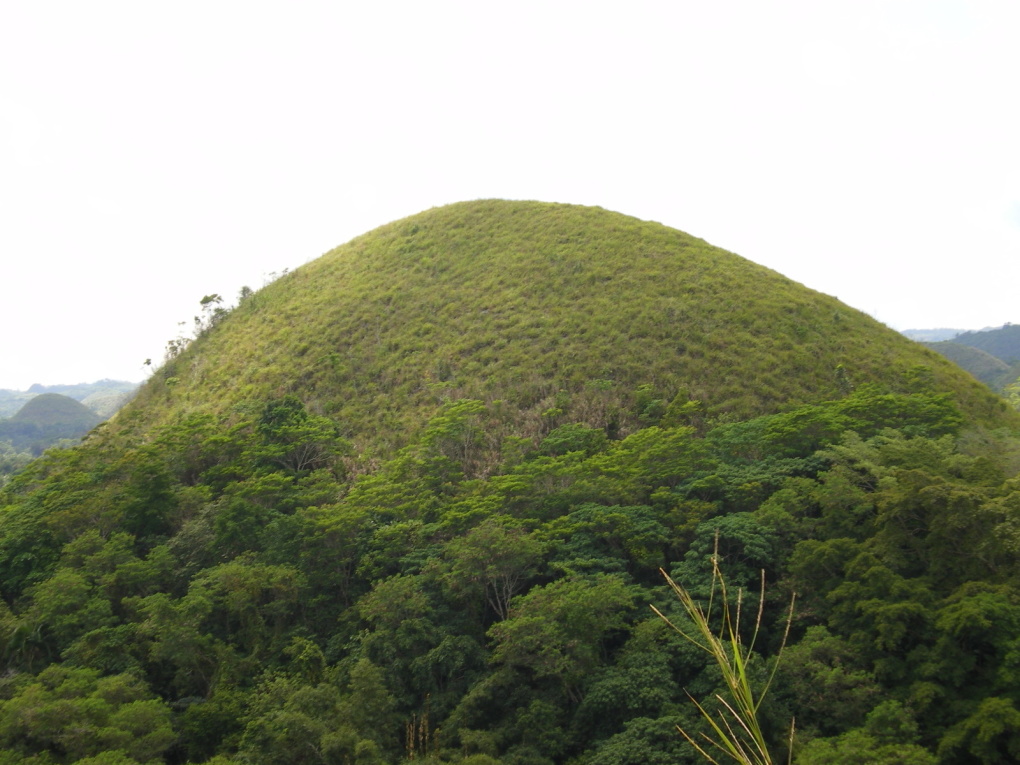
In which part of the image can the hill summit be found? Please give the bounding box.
[128,199,1011,451]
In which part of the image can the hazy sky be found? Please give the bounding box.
[2,1,1019,390]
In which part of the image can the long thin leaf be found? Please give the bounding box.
[655,557,795,765]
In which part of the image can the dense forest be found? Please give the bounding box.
[2,201,1020,764]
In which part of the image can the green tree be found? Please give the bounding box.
[489,574,637,702]
[442,518,544,621]
[0,666,174,763]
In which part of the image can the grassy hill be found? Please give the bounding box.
[4,200,1020,764]
[0,380,138,419]
[8,393,102,428]
[0,393,103,453]
[126,200,1013,453]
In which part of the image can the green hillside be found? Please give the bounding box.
[2,200,1020,765]
[127,200,1011,452]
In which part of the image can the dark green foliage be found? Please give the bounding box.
[2,389,1018,762]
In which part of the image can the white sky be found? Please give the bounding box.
[2,0,1019,390]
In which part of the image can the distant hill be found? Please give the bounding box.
[0,393,103,453]
[923,341,1014,387]
[80,389,135,418]
[918,326,1020,403]
[0,389,35,418]
[26,379,139,399]
[0,379,137,418]
[953,323,1020,363]
[902,328,967,342]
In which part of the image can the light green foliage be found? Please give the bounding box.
[490,575,637,701]
[442,517,545,620]
[0,666,174,763]
[796,701,935,764]
[538,423,609,457]
[236,658,398,765]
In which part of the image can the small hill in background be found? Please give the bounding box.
[953,323,1020,363]
[917,325,1020,406]
[0,393,103,453]
[0,379,137,418]
[26,379,139,399]
[80,389,135,418]
[924,341,1014,387]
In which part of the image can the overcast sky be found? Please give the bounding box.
[2,1,1019,390]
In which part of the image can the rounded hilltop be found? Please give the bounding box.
[0,393,102,453]
[126,199,1015,451]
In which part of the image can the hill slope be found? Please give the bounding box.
[127,200,1012,452]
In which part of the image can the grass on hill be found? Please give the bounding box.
[120,200,1016,456]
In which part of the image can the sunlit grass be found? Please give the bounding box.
[124,199,1016,457]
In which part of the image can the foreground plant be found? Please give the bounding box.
[652,555,795,765]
